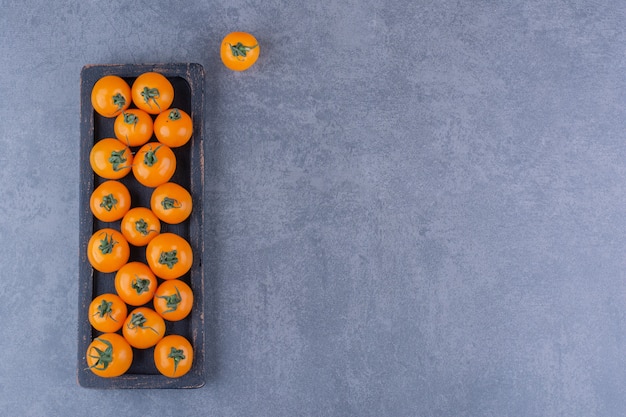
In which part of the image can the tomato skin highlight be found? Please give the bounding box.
[91,75,131,118]
[86,333,133,378]
[150,182,193,225]
[220,32,260,71]
[131,72,175,115]
[87,228,130,273]
[154,335,194,378]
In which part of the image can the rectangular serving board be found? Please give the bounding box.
[78,63,205,389]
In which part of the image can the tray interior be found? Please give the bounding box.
[78,63,205,389]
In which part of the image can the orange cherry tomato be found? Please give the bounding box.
[153,335,194,378]
[87,228,130,273]
[86,333,133,378]
[120,207,161,246]
[91,75,131,118]
[220,32,260,71]
[145,232,193,280]
[115,262,158,306]
[150,182,192,225]
[114,109,154,147]
[90,138,133,180]
[153,108,193,148]
[153,279,193,321]
[88,293,128,333]
[131,72,174,115]
[90,180,131,222]
[132,142,176,188]
[122,307,166,349]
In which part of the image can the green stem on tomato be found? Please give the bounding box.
[156,286,182,313]
[141,87,161,110]
[123,112,138,128]
[168,108,181,121]
[143,144,162,167]
[93,299,117,321]
[88,338,113,371]
[98,232,117,254]
[168,347,185,374]
[229,42,258,61]
[127,312,159,334]
[108,149,129,171]
[161,197,181,210]
[112,93,126,111]
[131,275,151,295]
[99,193,118,212]
[159,250,178,269]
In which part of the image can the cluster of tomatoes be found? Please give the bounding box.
[85,72,195,379]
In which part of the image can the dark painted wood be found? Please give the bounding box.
[78,63,205,389]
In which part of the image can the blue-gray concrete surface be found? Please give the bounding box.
[2,0,626,415]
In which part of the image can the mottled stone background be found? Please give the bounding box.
[1,0,626,415]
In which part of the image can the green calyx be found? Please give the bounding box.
[161,197,181,210]
[131,275,151,295]
[98,232,117,254]
[229,42,258,60]
[135,219,149,236]
[99,193,118,212]
[127,312,159,334]
[134,219,157,237]
[168,108,182,121]
[112,93,126,110]
[88,338,113,371]
[156,286,182,313]
[108,149,128,171]
[159,250,178,269]
[141,87,161,110]
[123,112,138,127]
[168,347,186,374]
[94,299,117,321]
[143,144,162,167]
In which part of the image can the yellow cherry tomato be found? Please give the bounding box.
[86,333,133,378]
[154,335,194,378]
[87,228,130,273]
[114,108,154,147]
[221,31,260,71]
[122,307,166,349]
[150,182,192,225]
[131,72,174,115]
[88,293,128,333]
[91,75,131,118]
[153,279,193,321]
[145,232,193,280]
[132,142,177,188]
[90,180,131,223]
[90,138,133,180]
[120,207,161,246]
[153,108,193,148]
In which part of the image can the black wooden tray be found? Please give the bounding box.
[78,63,205,389]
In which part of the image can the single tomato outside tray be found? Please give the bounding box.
[78,63,205,389]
